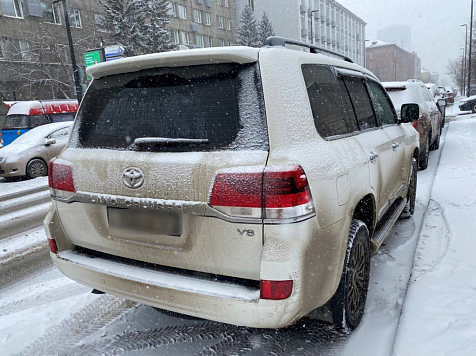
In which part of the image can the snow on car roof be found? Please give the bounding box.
[460,95,476,103]
[87,45,377,81]
[7,100,78,116]
[13,122,73,142]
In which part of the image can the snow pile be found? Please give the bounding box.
[393,116,476,355]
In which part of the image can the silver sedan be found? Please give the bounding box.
[0,122,73,179]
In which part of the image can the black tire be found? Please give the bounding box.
[472,104,476,114]
[400,158,417,219]
[419,135,430,170]
[326,220,371,333]
[26,159,47,179]
[153,307,202,321]
[430,131,440,151]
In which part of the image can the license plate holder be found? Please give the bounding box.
[107,207,182,237]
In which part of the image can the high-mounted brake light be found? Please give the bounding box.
[48,159,76,198]
[260,280,293,300]
[209,165,314,221]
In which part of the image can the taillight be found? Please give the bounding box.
[260,280,293,300]
[412,120,418,128]
[48,238,58,254]
[48,158,76,198]
[209,165,314,221]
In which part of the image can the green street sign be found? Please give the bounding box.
[84,49,105,80]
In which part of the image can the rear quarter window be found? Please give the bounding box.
[71,63,268,152]
[302,64,359,139]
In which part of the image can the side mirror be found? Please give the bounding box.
[437,98,447,107]
[45,138,56,146]
[400,103,419,124]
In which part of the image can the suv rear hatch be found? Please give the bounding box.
[54,59,269,281]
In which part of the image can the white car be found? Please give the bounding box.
[45,37,419,331]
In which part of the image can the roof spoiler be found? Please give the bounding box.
[264,36,353,63]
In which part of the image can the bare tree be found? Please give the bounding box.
[447,57,465,94]
[3,28,98,100]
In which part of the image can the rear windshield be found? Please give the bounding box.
[385,87,421,113]
[71,63,268,152]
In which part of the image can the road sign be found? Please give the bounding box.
[104,45,125,57]
[84,48,105,80]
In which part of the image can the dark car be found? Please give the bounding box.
[459,95,476,113]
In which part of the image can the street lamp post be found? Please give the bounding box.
[310,10,319,44]
[54,0,83,102]
[467,0,474,97]
[462,47,466,95]
[462,24,468,94]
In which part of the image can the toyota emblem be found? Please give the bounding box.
[122,167,144,189]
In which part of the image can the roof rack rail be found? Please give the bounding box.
[264,36,353,63]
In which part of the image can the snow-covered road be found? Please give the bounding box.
[0,114,467,355]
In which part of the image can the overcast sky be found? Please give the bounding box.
[338,0,473,85]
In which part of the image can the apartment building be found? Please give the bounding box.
[0,0,108,100]
[168,0,236,48]
[366,40,422,82]
[235,0,366,66]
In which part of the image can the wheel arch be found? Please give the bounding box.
[351,194,376,238]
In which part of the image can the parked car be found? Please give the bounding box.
[437,86,449,100]
[0,122,73,179]
[45,38,419,332]
[425,83,440,101]
[383,81,445,170]
[458,95,476,113]
[445,87,455,104]
[0,100,78,148]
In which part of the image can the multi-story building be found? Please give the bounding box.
[0,0,109,100]
[235,0,366,66]
[0,0,237,101]
[366,40,422,82]
[168,0,236,48]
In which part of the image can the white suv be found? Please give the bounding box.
[45,37,419,331]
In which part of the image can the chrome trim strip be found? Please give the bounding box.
[54,192,316,225]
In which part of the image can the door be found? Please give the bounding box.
[45,127,70,160]
[368,80,408,197]
[341,75,394,215]
[421,85,441,139]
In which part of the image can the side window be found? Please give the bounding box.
[302,64,358,139]
[368,81,397,126]
[29,115,50,128]
[342,76,378,130]
[49,127,70,140]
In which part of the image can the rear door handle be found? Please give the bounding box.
[370,152,379,163]
[392,142,400,150]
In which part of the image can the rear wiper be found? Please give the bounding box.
[133,137,209,147]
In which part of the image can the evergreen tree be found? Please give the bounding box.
[236,5,259,47]
[99,0,174,56]
[258,12,275,47]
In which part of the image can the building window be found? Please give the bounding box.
[67,8,82,28]
[247,0,254,11]
[180,31,189,45]
[41,2,61,24]
[225,18,231,30]
[196,34,204,48]
[1,0,23,18]
[204,12,211,25]
[369,52,373,59]
[224,0,229,7]
[193,9,202,23]
[217,0,222,5]
[94,14,109,32]
[207,36,213,47]
[172,30,180,44]
[219,38,225,47]
[177,4,187,19]
[19,39,32,61]
[0,38,6,59]
[168,2,176,17]
[216,15,224,29]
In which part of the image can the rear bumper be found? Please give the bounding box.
[51,248,302,328]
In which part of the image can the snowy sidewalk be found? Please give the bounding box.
[392,116,476,355]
